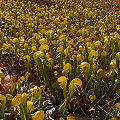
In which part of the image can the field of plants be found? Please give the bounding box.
[0,0,120,119]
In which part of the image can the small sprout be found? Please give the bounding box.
[67,114,75,120]
[89,95,96,102]
[32,110,45,120]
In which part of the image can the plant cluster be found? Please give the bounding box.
[0,0,120,119]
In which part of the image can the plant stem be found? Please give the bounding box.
[36,58,58,102]
[60,54,63,71]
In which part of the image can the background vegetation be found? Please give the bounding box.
[0,0,120,119]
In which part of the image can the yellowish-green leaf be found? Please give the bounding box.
[27,101,35,112]
[5,94,13,100]
[31,45,37,52]
[57,45,63,53]
[39,38,48,44]
[101,51,107,57]
[33,51,44,60]
[80,62,90,69]
[20,76,25,81]
[12,94,22,107]
[110,118,117,120]
[63,63,72,71]
[89,95,96,102]
[32,86,41,98]
[82,28,88,38]
[32,110,45,120]
[115,103,120,108]
[0,94,6,102]
[58,76,67,98]
[0,69,5,78]
[116,25,120,31]
[59,97,68,112]
[67,114,75,120]
[77,54,84,62]
[41,29,46,35]
[58,76,67,84]
[94,41,101,47]
[59,117,64,120]
[69,78,82,98]
[89,50,98,59]
[97,69,106,80]
[110,59,116,70]
[39,44,49,51]
[59,34,67,41]
[116,89,120,94]
[22,93,29,103]
[97,69,103,74]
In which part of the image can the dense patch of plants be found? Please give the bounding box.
[0,0,120,119]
